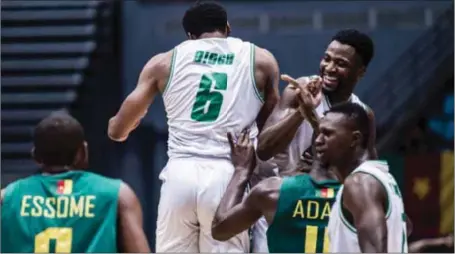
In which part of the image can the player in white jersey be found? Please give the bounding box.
[107,2,280,252]
[251,29,378,252]
[314,102,410,252]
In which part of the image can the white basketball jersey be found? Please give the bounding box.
[163,37,263,160]
[328,160,408,253]
[276,92,369,172]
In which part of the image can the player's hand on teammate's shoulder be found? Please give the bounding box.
[281,74,323,110]
[227,129,256,173]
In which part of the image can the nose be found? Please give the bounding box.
[325,61,336,74]
[315,133,324,146]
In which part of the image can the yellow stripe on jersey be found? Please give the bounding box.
[63,180,73,195]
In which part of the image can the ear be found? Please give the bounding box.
[226,22,231,36]
[351,130,362,148]
[73,141,89,169]
[31,147,43,166]
[356,65,366,79]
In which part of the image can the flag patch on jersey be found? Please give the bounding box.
[57,180,73,195]
[317,188,334,198]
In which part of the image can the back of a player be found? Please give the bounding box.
[1,171,121,253]
[266,174,340,253]
[164,37,263,160]
[328,160,408,252]
[157,36,262,252]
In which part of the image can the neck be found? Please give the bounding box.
[330,155,365,183]
[41,165,73,175]
[309,162,340,182]
[326,90,353,105]
[198,32,226,39]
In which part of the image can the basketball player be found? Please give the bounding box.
[315,103,408,252]
[1,111,150,253]
[252,29,378,252]
[212,103,373,252]
[257,29,378,170]
[107,1,280,252]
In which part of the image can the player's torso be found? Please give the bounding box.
[1,171,121,253]
[163,37,263,160]
[266,174,340,253]
[328,160,408,253]
[283,93,368,171]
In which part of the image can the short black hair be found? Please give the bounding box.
[332,29,374,67]
[327,102,370,148]
[33,110,85,167]
[182,1,228,38]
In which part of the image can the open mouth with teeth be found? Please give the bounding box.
[322,74,338,90]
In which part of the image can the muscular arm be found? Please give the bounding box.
[108,51,171,142]
[212,169,262,241]
[343,173,387,253]
[254,47,280,132]
[256,84,305,161]
[117,182,150,252]
[409,235,453,253]
[366,106,378,159]
[212,171,279,241]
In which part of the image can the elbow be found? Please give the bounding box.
[108,119,127,142]
[256,142,272,161]
[211,225,230,242]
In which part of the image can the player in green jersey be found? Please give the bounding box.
[211,125,345,253]
[1,111,150,253]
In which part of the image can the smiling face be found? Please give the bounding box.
[314,112,361,166]
[319,40,365,93]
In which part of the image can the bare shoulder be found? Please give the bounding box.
[343,172,385,205]
[118,181,139,210]
[254,46,278,70]
[344,172,380,192]
[142,50,173,79]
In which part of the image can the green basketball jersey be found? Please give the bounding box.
[1,171,121,253]
[267,174,341,253]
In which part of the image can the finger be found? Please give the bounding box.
[240,129,250,145]
[281,74,299,87]
[227,132,235,151]
[243,129,251,146]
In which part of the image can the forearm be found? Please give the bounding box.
[356,214,387,252]
[214,170,250,221]
[257,110,304,161]
[108,94,148,141]
[409,238,446,253]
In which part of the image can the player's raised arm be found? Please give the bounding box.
[342,173,387,253]
[117,182,151,253]
[253,47,280,132]
[108,51,172,142]
[212,130,263,240]
[257,76,321,161]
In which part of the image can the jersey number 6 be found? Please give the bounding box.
[190,72,228,122]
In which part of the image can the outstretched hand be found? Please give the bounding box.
[227,129,256,173]
[281,74,323,111]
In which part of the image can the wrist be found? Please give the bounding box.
[233,167,253,178]
[292,108,305,120]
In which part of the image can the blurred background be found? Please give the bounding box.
[1,0,453,252]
